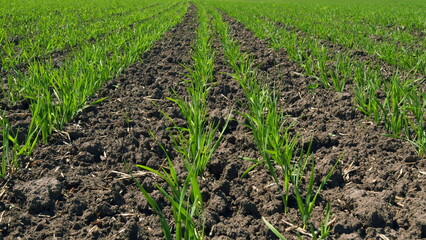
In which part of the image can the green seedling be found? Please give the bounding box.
[134,4,229,239]
[210,7,337,237]
[1,0,187,174]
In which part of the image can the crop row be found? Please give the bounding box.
[0,1,154,50]
[134,1,424,237]
[211,0,426,156]
[0,3,170,79]
[0,0,187,177]
[213,0,425,75]
[131,2,337,239]
[210,6,337,238]
[135,5,229,238]
[0,0,424,238]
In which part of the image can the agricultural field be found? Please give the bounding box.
[0,0,425,239]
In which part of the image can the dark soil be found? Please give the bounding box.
[1,4,425,240]
[225,13,426,240]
